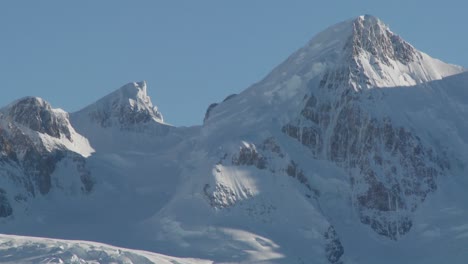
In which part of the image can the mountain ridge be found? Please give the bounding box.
[0,15,468,264]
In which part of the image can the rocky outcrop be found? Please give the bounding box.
[8,97,71,140]
[0,189,13,218]
[0,130,18,162]
[324,226,344,264]
[281,21,450,239]
[286,160,312,191]
[277,15,453,238]
[73,155,93,193]
[22,148,64,195]
[203,183,252,209]
[349,15,417,66]
[0,100,95,215]
[203,103,218,124]
[210,138,317,210]
[231,142,267,170]
[284,84,446,239]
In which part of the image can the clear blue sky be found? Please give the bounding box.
[1,1,467,126]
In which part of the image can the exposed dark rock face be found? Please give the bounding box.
[331,104,443,239]
[89,102,156,129]
[349,15,417,66]
[0,189,13,217]
[0,130,18,162]
[73,155,94,193]
[259,137,284,158]
[22,148,64,195]
[278,17,446,237]
[284,90,445,239]
[311,15,420,94]
[1,121,64,197]
[360,213,412,240]
[286,160,312,191]
[0,106,94,215]
[282,124,323,157]
[117,105,154,126]
[209,138,317,209]
[231,143,267,170]
[222,94,237,102]
[324,226,344,264]
[282,30,444,239]
[8,143,94,198]
[203,103,218,124]
[203,183,252,209]
[8,97,72,140]
[230,139,316,193]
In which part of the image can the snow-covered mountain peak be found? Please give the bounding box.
[72,81,165,129]
[343,15,464,89]
[1,96,72,140]
[245,15,464,97]
[204,15,465,138]
[0,96,94,158]
[348,14,410,61]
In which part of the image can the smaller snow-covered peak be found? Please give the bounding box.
[7,96,49,111]
[2,96,72,140]
[0,96,94,157]
[73,81,165,129]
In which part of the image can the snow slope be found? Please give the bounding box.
[1,15,468,264]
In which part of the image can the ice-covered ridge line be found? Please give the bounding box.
[0,233,212,264]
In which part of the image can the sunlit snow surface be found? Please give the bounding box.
[0,234,210,264]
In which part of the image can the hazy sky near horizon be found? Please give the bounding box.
[1,1,467,126]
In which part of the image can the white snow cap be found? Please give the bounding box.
[73,81,165,127]
[117,81,164,122]
[119,81,148,99]
[205,15,465,127]
[117,81,159,115]
[266,14,465,90]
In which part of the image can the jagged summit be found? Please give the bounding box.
[347,15,415,63]
[73,81,164,129]
[204,15,465,128]
[299,14,413,64]
[117,81,152,106]
[0,96,94,158]
[1,96,72,140]
[262,15,464,92]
